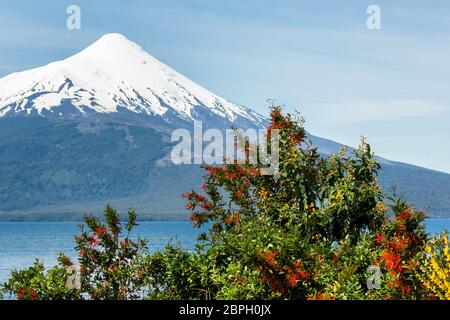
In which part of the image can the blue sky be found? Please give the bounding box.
[0,0,449,173]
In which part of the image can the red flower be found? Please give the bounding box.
[200,201,212,209]
[264,250,278,267]
[402,285,412,294]
[392,240,407,250]
[189,213,201,226]
[226,173,236,180]
[286,274,300,287]
[16,288,25,299]
[88,236,99,247]
[94,226,107,236]
[16,288,38,300]
[383,251,400,273]
[30,290,38,300]
[375,233,383,244]
[195,194,206,201]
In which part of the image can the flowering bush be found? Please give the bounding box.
[180,106,400,299]
[369,194,428,299]
[72,205,149,299]
[1,258,81,300]
[418,233,450,299]
[1,205,149,300]
[1,106,446,300]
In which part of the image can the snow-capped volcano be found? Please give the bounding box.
[1,33,450,219]
[0,33,265,128]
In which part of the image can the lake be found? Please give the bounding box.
[0,219,449,284]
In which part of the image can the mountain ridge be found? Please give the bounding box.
[0,33,449,220]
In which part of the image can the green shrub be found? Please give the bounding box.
[1,106,434,300]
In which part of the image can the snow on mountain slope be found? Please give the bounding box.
[0,33,265,127]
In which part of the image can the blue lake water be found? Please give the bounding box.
[0,219,449,284]
[0,221,205,284]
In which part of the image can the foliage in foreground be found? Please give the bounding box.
[418,233,450,299]
[1,107,449,300]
